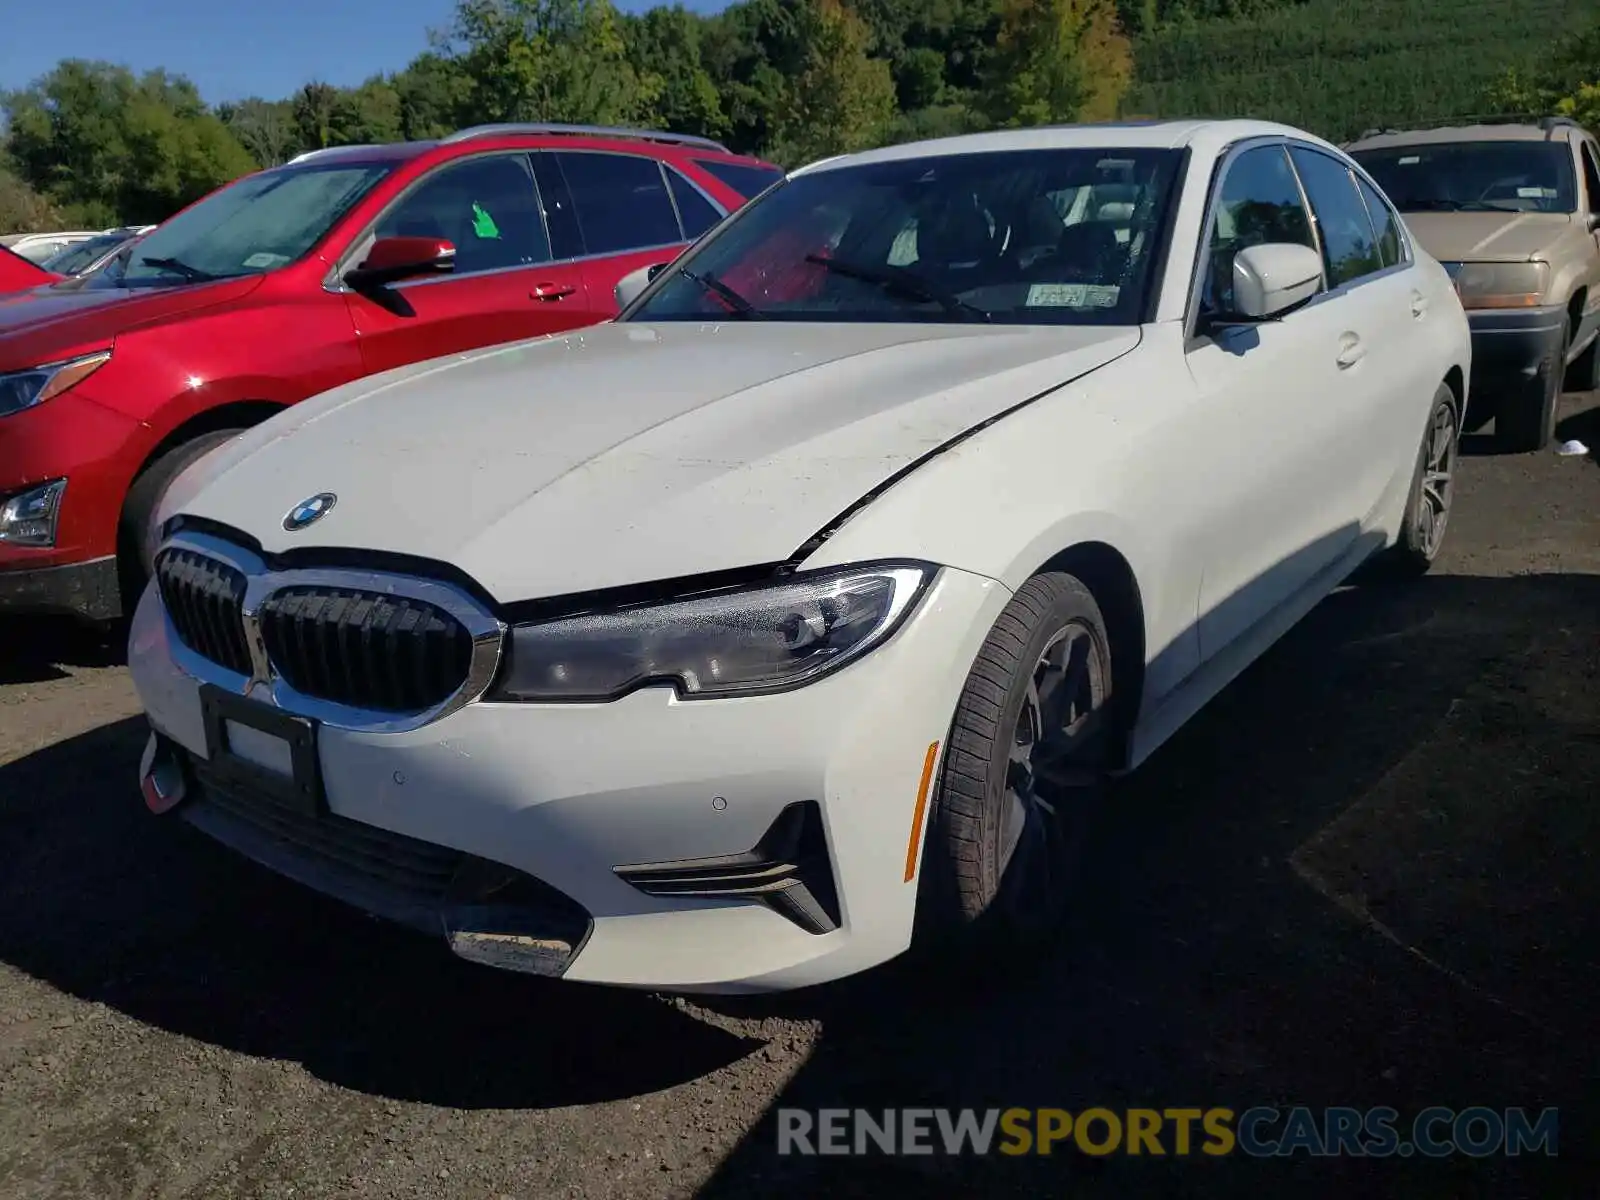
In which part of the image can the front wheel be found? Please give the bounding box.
[119,428,247,609]
[917,572,1114,952]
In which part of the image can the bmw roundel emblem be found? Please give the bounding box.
[283,492,337,531]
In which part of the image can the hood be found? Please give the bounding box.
[0,246,59,296]
[1402,211,1573,262]
[0,275,263,368]
[162,319,1140,602]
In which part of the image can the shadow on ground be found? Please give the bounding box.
[692,571,1599,1197]
[1,573,1596,1193]
[0,615,126,686]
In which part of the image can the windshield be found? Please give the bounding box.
[95,163,391,289]
[43,233,130,275]
[627,147,1183,326]
[1350,141,1577,214]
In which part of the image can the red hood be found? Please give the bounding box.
[0,274,264,369]
[0,246,59,295]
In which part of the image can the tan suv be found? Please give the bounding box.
[1347,117,1600,451]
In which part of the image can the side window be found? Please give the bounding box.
[1289,147,1384,288]
[1579,141,1600,215]
[530,153,584,260]
[376,154,550,275]
[1202,144,1318,316]
[555,152,684,256]
[1353,174,1404,268]
[666,168,724,240]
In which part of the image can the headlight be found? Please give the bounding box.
[0,350,112,417]
[0,479,68,547]
[491,562,935,702]
[1442,261,1549,310]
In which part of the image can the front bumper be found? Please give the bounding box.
[0,555,121,619]
[1465,305,1566,392]
[127,566,1012,993]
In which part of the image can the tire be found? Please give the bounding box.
[118,428,246,607]
[1565,329,1600,394]
[1496,326,1564,453]
[1376,382,1460,579]
[916,572,1115,954]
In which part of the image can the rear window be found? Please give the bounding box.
[693,159,784,199]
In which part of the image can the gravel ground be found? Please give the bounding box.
[1,395,1597,1200]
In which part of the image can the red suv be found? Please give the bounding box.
[0,123,781,622]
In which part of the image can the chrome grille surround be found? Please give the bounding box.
[154,529,505,733]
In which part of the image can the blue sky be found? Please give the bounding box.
[1,0,730,107]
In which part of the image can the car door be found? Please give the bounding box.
[1182,142,1370,663]
[1289,143,1427,524]
[543,150,702,313]
[343,151,592,375]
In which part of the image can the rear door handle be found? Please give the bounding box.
[530,283,576,301]
[1411,290,1429,319]
[1336,331,1365,369]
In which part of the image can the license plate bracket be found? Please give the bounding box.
[199,684,324,817]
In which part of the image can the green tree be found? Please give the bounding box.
[980,0,1133,128]
[624,4,727,138]
[3,61,255,225]
[394,53,474,139]
[767,0,897,166]
[291,81,342,150]
[0,167,61,233]
[217,97,301,167]
[443,0,663,126]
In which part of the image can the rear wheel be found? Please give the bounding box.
[118,428,246,609]
[917,572,1114,954]
[1496,327,1564,452]
[1377,382,1459,579]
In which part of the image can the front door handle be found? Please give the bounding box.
[1336,331,1365,369]
[1411,290,1429,319]
[530,283,576,301]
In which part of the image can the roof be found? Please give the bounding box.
[1347,118,1585,151]
[791,119,1337,176]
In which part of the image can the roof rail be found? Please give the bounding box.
[441,122,732,154]
[286,144,384,164]
[1352,113,1587,139]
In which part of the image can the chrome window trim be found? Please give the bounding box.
[159,529,506,735]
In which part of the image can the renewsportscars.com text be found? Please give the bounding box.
[776,1106,1559,1158]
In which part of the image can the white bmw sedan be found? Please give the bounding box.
[128,119,1470,993]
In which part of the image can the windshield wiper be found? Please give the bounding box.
[804,254,991,322]
[677,267,759,318]
[138,255,219,282]
[1400,199,1468,212]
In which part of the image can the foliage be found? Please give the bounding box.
[766,0,898,165]
[3,60,256,226]
[1,0,1589,231]
[1131,0,1591,143]
[1484,16,1600,128]
[981,0,1133,128]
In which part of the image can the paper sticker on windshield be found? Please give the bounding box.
[1517,186,1555,199]
[1027,283,1089,306]
[1083,285,1120,307]
[1398,155,1420,165]
[243,252,289,269]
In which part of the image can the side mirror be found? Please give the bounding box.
[1230,242,1324,320]
[614,261,670,310]
[344,236,456,292]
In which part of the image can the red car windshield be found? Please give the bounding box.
[93,163,392,289]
